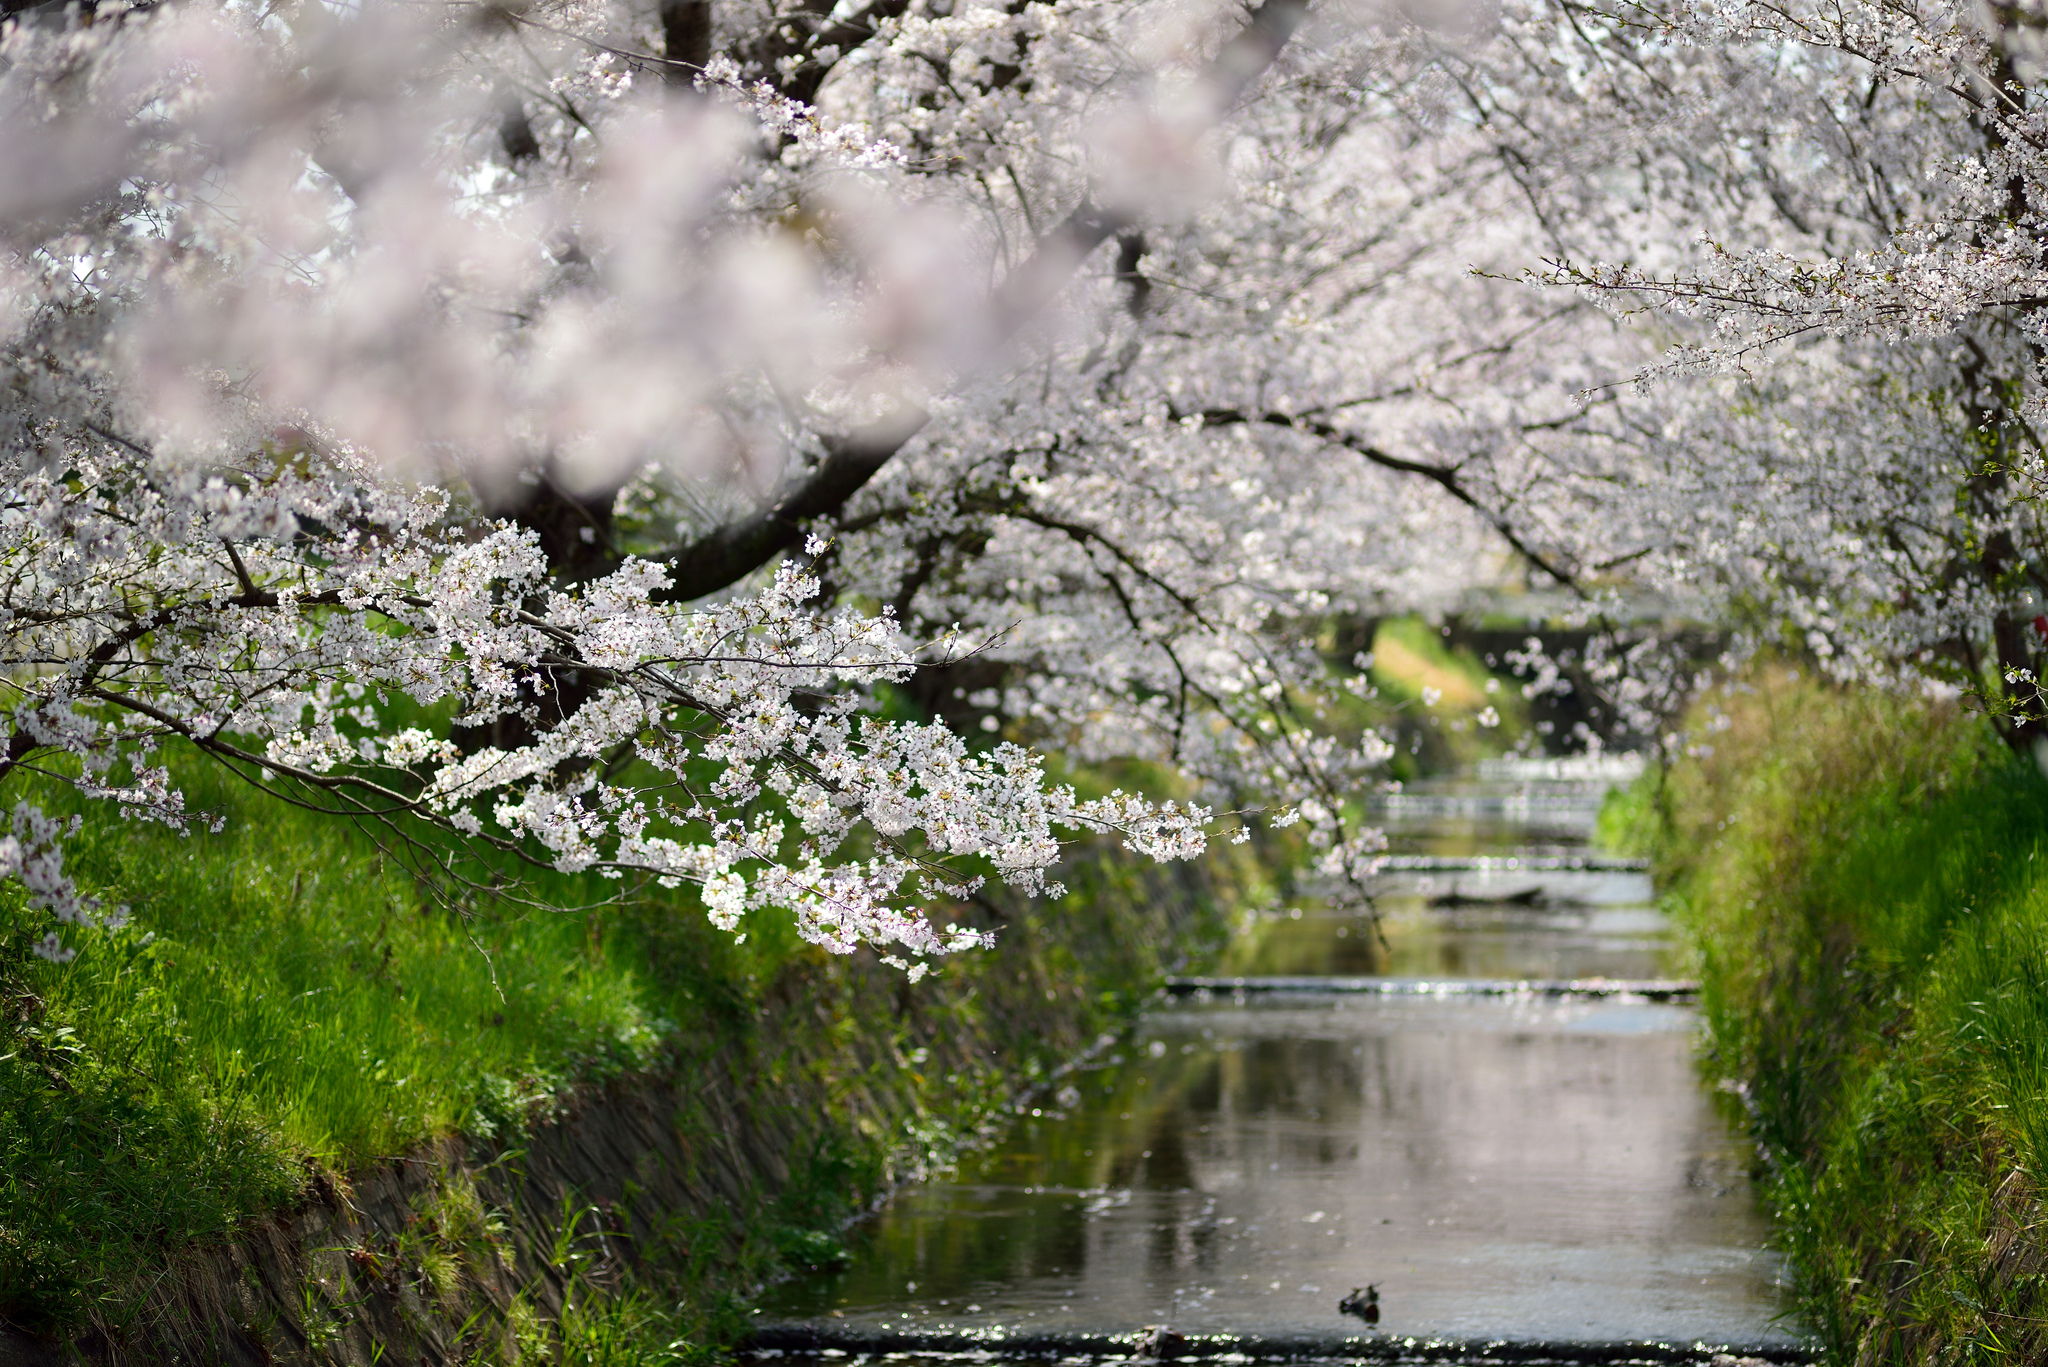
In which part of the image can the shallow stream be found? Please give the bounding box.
[754,760,1804,1356]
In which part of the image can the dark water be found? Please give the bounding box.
[756,760,1800,1351]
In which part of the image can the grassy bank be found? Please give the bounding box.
[1636,674,2048,1363]
[0,750,1255,1361]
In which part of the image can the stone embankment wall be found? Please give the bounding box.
[0,848,1242,1367]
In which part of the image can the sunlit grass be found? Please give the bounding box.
[1371,621,1489,710]
[1363,618,1529,773]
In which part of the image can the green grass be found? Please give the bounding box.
[1644,673,2048,1362]
[0,736,1244,1353]
[0,755,764,1333]
[1362,618,1530,774]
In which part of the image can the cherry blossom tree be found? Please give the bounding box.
[16,0,2044,969]
[1484,0,2048,742]
[2,0,1419,966]
[1123,0,2048,751]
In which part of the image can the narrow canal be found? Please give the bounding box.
[753,759,1807,1360]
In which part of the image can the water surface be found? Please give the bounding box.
[757,762,1798,1349]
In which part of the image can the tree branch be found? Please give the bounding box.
[1192,406,1585,592]
[655,0,1311,604]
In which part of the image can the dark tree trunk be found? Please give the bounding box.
[451,476,619,755]
[661,0,712,81]
[509,477,619,583]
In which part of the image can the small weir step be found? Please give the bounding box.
[743,1324,1816,1365]
[1374,856,1650,873]
[1164,977,1699,1002]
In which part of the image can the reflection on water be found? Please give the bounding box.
[758,996,1783,1342]
[1224,768,1679,985]
[756,763,1798,1347]
[1217,881,1675,982]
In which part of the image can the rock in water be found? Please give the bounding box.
[1338,1285,1381,1325]
[1134,1325,1188,1358]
